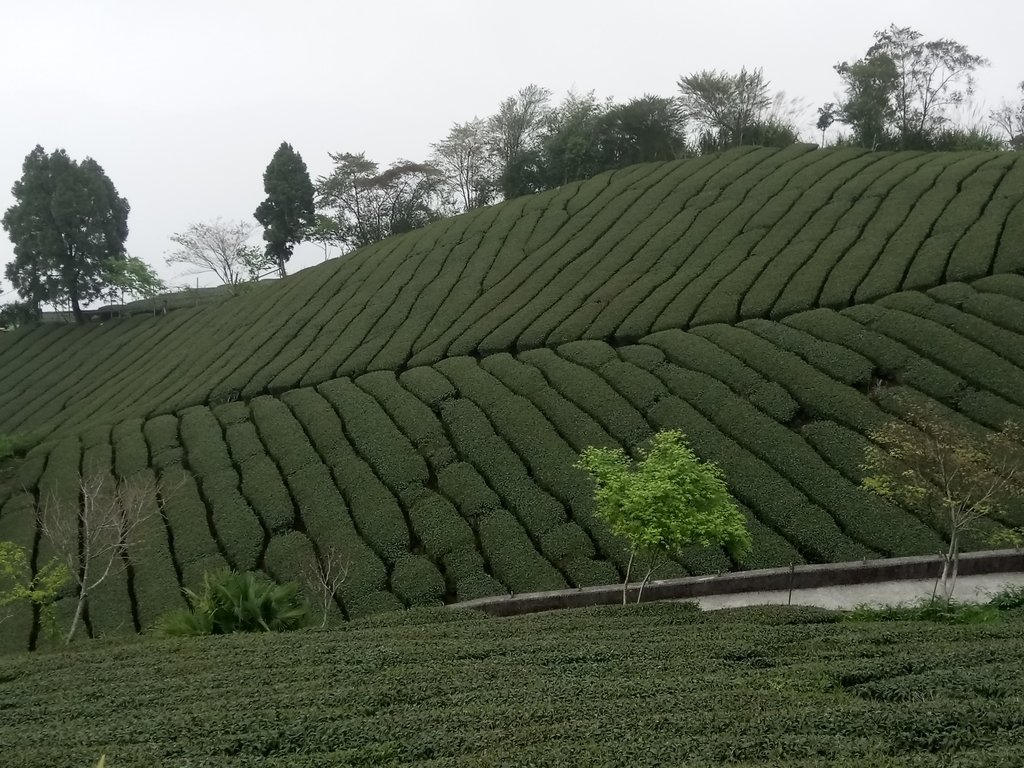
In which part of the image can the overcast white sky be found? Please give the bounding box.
[0,0,1020,301]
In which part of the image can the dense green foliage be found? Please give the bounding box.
[0,149,1022,646]
[254,142,316,277]
[158,569,310,636]
[862,404,1024,600]
[0,541,68,632]
[2,604,1024,766]
[2,146,131,322]
[578,430,750,597]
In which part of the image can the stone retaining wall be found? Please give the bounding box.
[451,549,1024,617]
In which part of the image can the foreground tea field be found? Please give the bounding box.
[1,604,1023,767]
[1,147,1023,648]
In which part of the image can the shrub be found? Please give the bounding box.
[158,569,310,636]
[845,598,1000,625]
[0,435,11,463]
[987,585,1024,612]
[391,555,445,607]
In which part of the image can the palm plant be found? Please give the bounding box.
[158,569,310,636]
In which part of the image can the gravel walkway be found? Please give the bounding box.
[689,572,1024,611]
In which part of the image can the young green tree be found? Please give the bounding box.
[100,255,166,304]
[302,544,350,628]
[254,142,316,278]
[2,146,130,322]
[0,541,68,633]
[862,404,1024,602]
[307,213,345,261]
[577,430,752,604]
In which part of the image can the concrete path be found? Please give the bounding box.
[687,572,1024,611]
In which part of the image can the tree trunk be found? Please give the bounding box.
[622,551,635,606]
[947,533,961,602]
[277,256,288,278]
[66,557,89,644]
[636,566,655,604]
[940,534,959,603]
[70,292,84,324]
[66,592,86,645]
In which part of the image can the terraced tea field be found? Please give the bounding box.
[1,146,1023,649]
[2,604,1024,766]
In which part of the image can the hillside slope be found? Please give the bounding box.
[1,145,1021,442]
[1,146,1023,649]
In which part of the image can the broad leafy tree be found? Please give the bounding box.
[2,146,131,322]
[539,90,612,187]
[835,25,989,149]
[316,153,443,251]
[538,92,688,188]
[833,54,900,149]
[0,301,41,328]
[862,402,1024,601]
[254,142,316,277]
[100,256,165,304]
[577,430,752,603]
[600,95,688,166]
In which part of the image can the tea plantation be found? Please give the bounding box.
[2,603,1024,766]
[2,146,1024,649]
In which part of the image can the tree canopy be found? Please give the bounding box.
[577,430,752,602]
[2,146,132,322]
[254,142,316,277]
[166,219,269,290]
[315,153,443,252]
[833,24,990,150]
[862,402,1024,600]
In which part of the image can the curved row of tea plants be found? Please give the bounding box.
[3,276,1024,650]
[0,147,1021,443]
[2,604,1023,766]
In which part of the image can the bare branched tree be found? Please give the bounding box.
[867,25,989,141]
[303,545,350,627]
[486,84,552,168]
[41,473,161,643]
[862,403,1024,601]
[165,219,271,289]
[990,81,1024,149]
[430,119,496,212]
